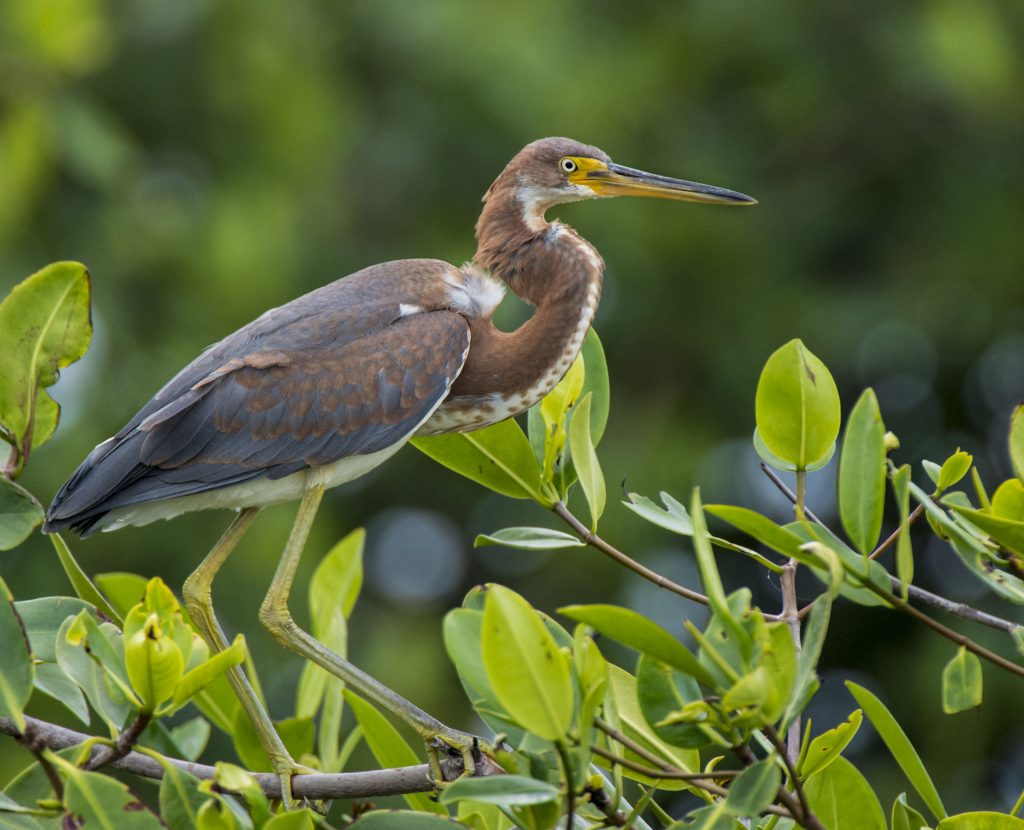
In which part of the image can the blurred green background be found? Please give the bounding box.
[2,0,1023,814]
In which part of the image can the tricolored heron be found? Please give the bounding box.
[45,137,755,800]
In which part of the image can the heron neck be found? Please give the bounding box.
[445,193,603,407]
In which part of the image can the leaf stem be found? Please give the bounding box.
[553,501,709,607]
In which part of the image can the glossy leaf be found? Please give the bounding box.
[0,578,33,730]
[172,634,247,710]
[692,490,750,656]
[569,392,605,529]
[49,752,164,829]
[49,532,122,624]
[942,647,982,714]
[440,775,560,807]
[754,339,841,471]
[579,328,610,445]
[800,710,863,778]
[847,681,946,820]
[482,585,573,741]
[804,756,886,830]
[0,477,44,550]
[560,604,713,685]
[345,691,446,814]
[475,527,584,550]
[893,463,913,601]
[947,499,1024,557]
[412,418,550,505]
[1011,405,1024,481]
[93,572,150,620]
[791,523,892,607]
[536,349,585,483]
[636,654,710,749]
[125,613,184,713]
[891,793,931,830]
[838,389,886,554]
[938,451,973,491]
[704,504,809,562]
[0,262,92,471]
[725,759,781,818]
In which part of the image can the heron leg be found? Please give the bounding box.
[259,482,496,785]
[182,507,307,807]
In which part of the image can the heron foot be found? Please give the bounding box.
[424,727,506,787]
[268,753,321,811]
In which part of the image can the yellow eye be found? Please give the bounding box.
[559,157,578,174]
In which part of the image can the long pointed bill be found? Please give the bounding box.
[573,161,756,205]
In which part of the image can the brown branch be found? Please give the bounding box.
[758,463,1021,633]
[584,781,628,827]
[764,725,816,830]
[1,715,452,800]
[16,720,64,799]
[553,501,709,607]
[869,503,925,560]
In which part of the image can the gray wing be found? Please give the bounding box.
[45,260,470,535]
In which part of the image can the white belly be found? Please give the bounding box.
[98,442,405,532]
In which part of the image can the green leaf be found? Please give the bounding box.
[49,532,122,624]
[704,505,808,562]
[159,763,209,830]
[474,527,584,551]
[213,761,270,828]
[412,419,550,504]
[93,572,150,620]
[754,339,841,471]
[14,595,91,662]
[623,490,694,535]
[482,585,573,741]
[561,603,713,685]
[579,328,610,445]
[569,392,606,530]
[803,756,886,830]
[0,478,44,550]
[782,592,831,730]
[893,464,913,601]
[938,813,1024,829]
[124,612,184,713]
[172,634,247,710]
[0,578,33,731]
[800,710,863,778]
[838,389,886,554]
[263,810,318,830]
[295,527,362,770]
[439,775,560,807]
[49,752,164,829]
[56,613,134,731]
[947,500,1024,557]
[892,793,931,830]
[0,263,92,473]
[536,349,585,484]
[635,654,709,749]
[941,647,983,714]
[938,451,973,492]
[847,681,946,820]
[790,523,892,607]
[352,813,469,829]
[604,664,700,790]
[724,759,781,818]
[169,717,211,761]
[1011,405,1024,481]
[34,661,90,724]
[344,691,446,814]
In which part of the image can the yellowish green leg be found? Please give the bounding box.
[258,483,495,785]
[182,507,307,807]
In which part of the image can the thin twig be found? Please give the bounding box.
[764,725,815,829]
[869,503,925,560]
[779,561,802,766]
[553,501,709,607]
[1,715,453,800]
[16,720,64,799]
[759,463,1021,633]
[85,711,152,771]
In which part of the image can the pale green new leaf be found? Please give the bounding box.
[838,389,886,554]
[891,793,931,830]
[1011,405,1024,481]
[754,339,841,471]
[171,634,247,710]
[804,756,886,830]
[782,592,831,730]
[559,603,713,685]
[847,681,946,820]
[412,419,550,504]
[937,813,1024,829]
[569,392,605,529]
[482,585,573,741]
[941,647,982,714]
[0,262,92,469]
[938,451,973,492]
[893,464,913,600]
[800,710,863,778]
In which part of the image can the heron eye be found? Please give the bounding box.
[559,157,578,174]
